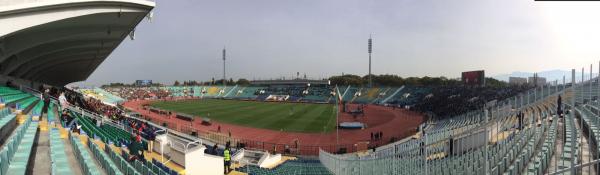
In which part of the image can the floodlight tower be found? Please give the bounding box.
[223,46,226,86]
[368,34,373,88]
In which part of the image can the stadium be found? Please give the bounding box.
[1,0,600,175]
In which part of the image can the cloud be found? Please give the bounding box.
[81,0,600,86]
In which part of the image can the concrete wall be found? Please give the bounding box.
[258,153,282,168]
[0,114,17,145]
[186,146,224,175]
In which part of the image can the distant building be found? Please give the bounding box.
[528,76,546,86]
[508,77,527,85]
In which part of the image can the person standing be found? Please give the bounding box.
[42,89,50,118]
[58,91,68,110]
[128,135,141,161]
[448,136,454,157]
[223,143,231,174]
[61,110,69,127]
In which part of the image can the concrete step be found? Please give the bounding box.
[16,114,27,124]
[62,135,84,175]
[31,128,50,175]
[39,120,48,131]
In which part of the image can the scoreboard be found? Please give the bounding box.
[135,80,152,86]
[461,70,485,86]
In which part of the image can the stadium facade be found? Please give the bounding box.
[509,76,528,86]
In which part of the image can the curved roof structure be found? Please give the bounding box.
[0,0,155,86]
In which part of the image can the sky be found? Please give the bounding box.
[80,0,600,86]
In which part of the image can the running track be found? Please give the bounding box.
[124,99,425,154]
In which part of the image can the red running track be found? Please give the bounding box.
[123,99,425,155]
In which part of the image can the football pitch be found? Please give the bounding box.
[150,99,337,133]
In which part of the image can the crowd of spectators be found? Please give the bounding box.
[255,86,306,96]
[63,89,158,140]
[105,85,335,102]
[84,97,125,121]
[104,87,171,100]
[406,86,530,118]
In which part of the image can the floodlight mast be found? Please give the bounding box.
[368,34,373,88]
[223,46,226,86]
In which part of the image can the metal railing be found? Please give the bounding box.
[319,84,568,175]
[545,77,600,175]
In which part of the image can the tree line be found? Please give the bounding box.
[329,74,509,88]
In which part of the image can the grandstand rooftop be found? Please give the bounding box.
[0,0,154,86]
[251,79,330,86]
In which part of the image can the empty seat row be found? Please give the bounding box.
[0,116,36,175]
[49,128,73,174]
[488,124,532,174]
[28,100,44,116]
[87,137,124,175]
[98,142,140,175]
[151,159,179,175]
[0,87,23,97]
[0,108,17,142]
[15,96,38,111]
[1,93,31,105]
[559,112,579,171]
[119,150,171,175]
[575,107,600,156]
[72,111,122,147]
[505,121,544,175]
[69,134,102,175]
[241,158,333,175]
[101,124,133,145]
[525,119,557,175]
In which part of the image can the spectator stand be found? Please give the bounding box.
[66,105,131,144]
[68,103,206,174]
[123,112,225,175]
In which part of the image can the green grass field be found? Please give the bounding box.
[150,99,337,133]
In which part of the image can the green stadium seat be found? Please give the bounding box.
[70,134,103,175]
[50,128,74,174]
[3,116,38,175]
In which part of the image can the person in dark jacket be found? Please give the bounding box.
[42,89,50,118]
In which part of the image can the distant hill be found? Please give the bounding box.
[493,70,597,83]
